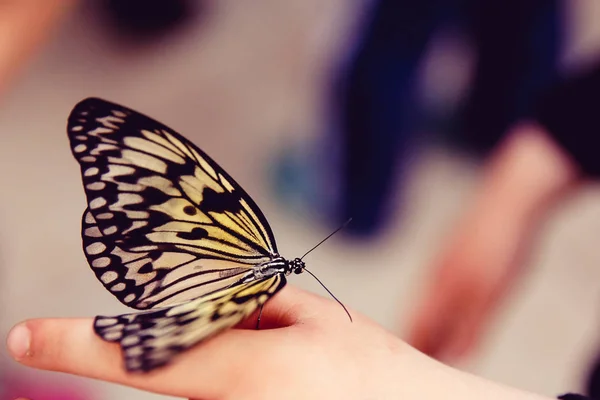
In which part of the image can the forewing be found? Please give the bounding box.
[94,274,287,372]
[68,98,278,309]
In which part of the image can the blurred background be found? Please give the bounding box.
[1,1,600,399]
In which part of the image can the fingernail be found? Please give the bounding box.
[7,323,31,360]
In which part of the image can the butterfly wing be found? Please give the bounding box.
[94,274,287,372]
[68,98,278,309]
[82,208,259,309]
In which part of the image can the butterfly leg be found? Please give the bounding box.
[255,305,265,330]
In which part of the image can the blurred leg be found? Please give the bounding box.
[335,0,444,237]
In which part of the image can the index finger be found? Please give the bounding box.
[7,318,275,398]
[5,285,327,398]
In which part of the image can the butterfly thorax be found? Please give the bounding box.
[248,256,305,282]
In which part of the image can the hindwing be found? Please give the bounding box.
[94,275,286,372]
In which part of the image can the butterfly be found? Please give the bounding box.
[67,97,350,373]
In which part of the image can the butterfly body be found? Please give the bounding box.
[66,97,310,372]
[246,256,305,282]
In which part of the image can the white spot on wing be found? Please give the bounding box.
[84,226,102,238]
[92,257,111,268]
[103,226,118,235]
[124,294,136,303]
[101,271,118,283]
[86,182,106,191]
[84,167,99,176]
[126,346,143,356]
[125,323,141,331]
[95,318,118,327]
[89,197,107,209]
[122,335,140,346]
[112,283,126,292]
[84,211,95,224]
[86,242,106,255]
[97,212,113,220]
[103,330,123,341]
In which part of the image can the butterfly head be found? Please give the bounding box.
[288,258,305,275]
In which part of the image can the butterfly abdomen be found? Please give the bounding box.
[245,256,290,281]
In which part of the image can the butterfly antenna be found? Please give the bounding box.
[303,267,353,322]
[300,218,352,261]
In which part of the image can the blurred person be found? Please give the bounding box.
[406,63,600,398]
[334,0,560,236]
[330,1,600,395]
[4,286,594,399]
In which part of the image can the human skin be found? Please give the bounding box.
[7,285,554,400]
[406,122,580,362]
[0,1,76,96]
